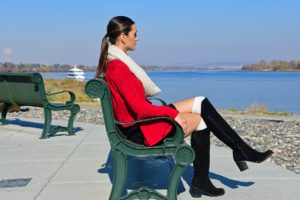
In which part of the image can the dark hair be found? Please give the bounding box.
[95,16,135,78]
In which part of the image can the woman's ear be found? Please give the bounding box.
[120,33,126,45]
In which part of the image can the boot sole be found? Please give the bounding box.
[190,186,225,197]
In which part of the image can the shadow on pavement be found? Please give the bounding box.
[181,165,255,189]
[4,118,83,137]
[98,151,185,196]
[98,150,254,196]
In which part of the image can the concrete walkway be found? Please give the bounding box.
[0,118,299,200]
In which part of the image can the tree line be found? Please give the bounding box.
[242,60,300,71]
[3,60,299,72]
[1,62,219,72]
[0,62,96,72]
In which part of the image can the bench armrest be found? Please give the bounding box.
[147,97,168,106]
[115,116,175,125]
[115,116,184,146]
[46,90,76,105]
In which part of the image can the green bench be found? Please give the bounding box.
[0,72,80,138]
[85,78,195,200]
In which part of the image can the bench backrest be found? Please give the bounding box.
[85,78,118,139]
[0,72,46,107]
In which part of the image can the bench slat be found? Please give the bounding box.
[0,82,42,106]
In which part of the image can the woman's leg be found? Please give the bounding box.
[172,99,225,197]
[193,97,273,171]
[177,112,201,137]
[190,128,225,197]
[173,97,273,171]
[172,97,195,113]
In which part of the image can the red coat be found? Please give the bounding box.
[105,59,179,146]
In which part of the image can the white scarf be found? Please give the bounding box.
[107,45,161,97]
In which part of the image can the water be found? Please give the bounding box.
[42,70,300,114]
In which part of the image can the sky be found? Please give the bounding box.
[0,0,300,66]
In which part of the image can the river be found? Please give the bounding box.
[42,70,300,114]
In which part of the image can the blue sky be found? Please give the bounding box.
[0,0,300,66]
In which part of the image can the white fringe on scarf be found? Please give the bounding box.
[107,45,161,97]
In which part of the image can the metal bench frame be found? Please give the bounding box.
[0,72,80,138]
[85,78,195,200]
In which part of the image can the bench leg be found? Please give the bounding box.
[110,149,127,200]
[67,104,80,136]
[167,146,195,200]
[167,164,186,200]
[1,103,11,125]
[41,107,52,139]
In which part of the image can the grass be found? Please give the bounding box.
[222,102,295,117]
[245,102,269,114]
[226,108,240,113]
[44,79,98,106]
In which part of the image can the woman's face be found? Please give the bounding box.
[120,24,138,52]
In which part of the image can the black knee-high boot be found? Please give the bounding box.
[201,98,273,171]
[191,128,225,197]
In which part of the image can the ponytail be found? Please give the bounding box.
[95,35,109,78]
[95,16,135,78]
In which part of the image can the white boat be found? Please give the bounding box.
[67,65,85,81]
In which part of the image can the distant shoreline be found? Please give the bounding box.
[2,60,300,72]
[242,59,300,71]
[241,69,300,72]
[0,65,244,72]
[2,67,300,73]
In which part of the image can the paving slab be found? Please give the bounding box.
[0,160,63,200]
[0,117,299,200]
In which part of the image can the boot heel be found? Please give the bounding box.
[190,186,203,198]
[235,160,249,171]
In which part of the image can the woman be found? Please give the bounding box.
[96,16,273,198]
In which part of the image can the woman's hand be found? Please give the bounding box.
[175,113,188,135]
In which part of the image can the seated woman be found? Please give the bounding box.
[95,16,273,198]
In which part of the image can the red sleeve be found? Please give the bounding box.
[109,60,179,120]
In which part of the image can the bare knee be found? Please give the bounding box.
[181,113,201,136]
